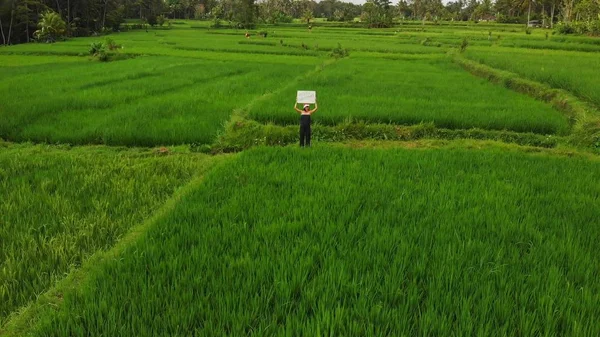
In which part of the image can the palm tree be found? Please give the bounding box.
[302,9,313,24]
[34,10,66,43]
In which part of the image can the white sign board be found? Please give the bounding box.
[297,91,316,104]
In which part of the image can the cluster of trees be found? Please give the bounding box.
[0,0,164,45]
[346,0,599,28]
[359,0,599,28]
[2,0,599,45]
[362,0,393,27]
[165,0,362,24]
[398,0,600,26]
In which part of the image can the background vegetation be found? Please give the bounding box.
[2,0,600,46]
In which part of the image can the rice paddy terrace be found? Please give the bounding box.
[1,20,599,336]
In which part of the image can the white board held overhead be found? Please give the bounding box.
[297,91,316,104]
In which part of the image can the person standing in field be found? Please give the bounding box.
[294,102,318,147]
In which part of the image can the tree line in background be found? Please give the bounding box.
[0,0,165,44]
[1,0,599,45]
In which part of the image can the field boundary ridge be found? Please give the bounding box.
[331,139,600,160]
[210,118,567,153]
[453,54,600,151]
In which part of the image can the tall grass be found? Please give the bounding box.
[0,143,218,324]
[24,146,600,336]
[249,57,569,135]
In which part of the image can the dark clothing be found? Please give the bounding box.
[300,114,311,147]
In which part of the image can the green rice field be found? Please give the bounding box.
[0,56,314,146]
[464,46,600,107]
[1,19,600,336]
[249,57,568,134]
[2,21,592,146]
[0,143,222,324]
[19,146,600,336]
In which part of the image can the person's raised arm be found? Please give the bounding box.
[294,103,303,114]
[310,102,318,114]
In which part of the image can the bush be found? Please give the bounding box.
[330,43,349,58]
[147,15,157,27]
[89,41,119,62]
[157,15,166,27]
[555,20,600,36]
[587,19,600,35]
[104,37,120,51]
[575,21,589,34]
[421,37,442,47]
[459,38,468,53]
[89,42,105,56]
[555,22,575,34]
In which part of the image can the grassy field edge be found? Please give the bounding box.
[210,116,566,153]
[331,139,600,160]
[0,153,235,337]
